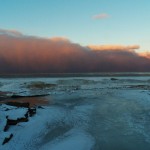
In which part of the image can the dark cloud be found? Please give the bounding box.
[0,30,150,74]
[0,29,23,37]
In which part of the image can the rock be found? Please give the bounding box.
[4,107,37,131]
[11,94,49,99]
[4,114,29,132]
[110,78,118,81]
[17,117,28,122]
[4,117,18,132]
[4,124,9,132]
[28,108,36,117]
[24,111,28,118]
[2,134,13,145]
[5,102,30,108]
[7,116,18,125]
[38,106,44,109]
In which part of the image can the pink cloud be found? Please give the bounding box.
[92,13,110,20]
[0,29,150,74]
[88,45,140,51]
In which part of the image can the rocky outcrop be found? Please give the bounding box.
[2,102,39,145]
[4,112,29,132]
[4,107,36,132]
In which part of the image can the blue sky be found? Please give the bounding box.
[0,0,150,51]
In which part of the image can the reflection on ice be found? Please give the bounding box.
[40,129,94,150]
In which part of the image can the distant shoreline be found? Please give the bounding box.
[0,72,150,78]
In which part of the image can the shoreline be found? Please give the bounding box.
[1,72,150,78]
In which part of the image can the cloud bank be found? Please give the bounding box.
[0,29,150,74]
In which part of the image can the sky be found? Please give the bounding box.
[0,0,150,51]
[0,0,150,73]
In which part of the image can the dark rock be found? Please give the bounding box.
[38,106,44,109]
[11,94,49,99]
[24,111,28,118]
[4,113,29,132]
[4,124,9,132]
[4,116,18,132]
[3,106,37,132]
[110,78,118,81]
[11,95,25,98]
[4,107,37,131]
[7,117,18,125]
[28,108,36,117]
[2,134,13,145]
[6,102,30,108]
[17,117,28,122]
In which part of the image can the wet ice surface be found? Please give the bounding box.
[0,76,150,150]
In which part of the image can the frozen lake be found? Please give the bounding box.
[0,76,150,150]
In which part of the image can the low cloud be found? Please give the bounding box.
[50,37,70,42]
[139,52,150,59]
[88,45,140,51]
[92,13,110,20]
[0,29,150,74]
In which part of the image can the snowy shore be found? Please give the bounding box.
[0,76,150,150]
